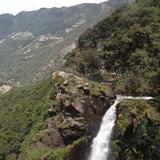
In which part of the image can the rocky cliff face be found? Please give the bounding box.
[24,71,114,160]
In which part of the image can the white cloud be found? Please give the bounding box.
[0,0,107,15]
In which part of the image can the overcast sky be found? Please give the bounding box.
[0,0,107,15]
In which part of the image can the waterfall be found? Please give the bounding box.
[88,95,153,160]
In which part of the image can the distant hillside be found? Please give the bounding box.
[0,0,133,85]
[0,0,133,39]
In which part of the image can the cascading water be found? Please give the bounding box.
[88,95,153,160]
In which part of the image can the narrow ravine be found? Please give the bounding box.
[88,95,153,160]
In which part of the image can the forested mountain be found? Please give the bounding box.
[0,0,133,85]
[0,0,160,160]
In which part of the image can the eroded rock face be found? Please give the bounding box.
[30,71,114,159]
[30,118,65,149]
[52,71,114,142]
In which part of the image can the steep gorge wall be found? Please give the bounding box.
[23,71,114,160]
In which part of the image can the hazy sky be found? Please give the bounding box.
[0,0,107,15]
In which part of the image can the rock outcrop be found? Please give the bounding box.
[0,82,12,94]
[52,71,114,142]
[28,71,114,159]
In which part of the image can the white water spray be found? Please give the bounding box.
[88,95,153,160]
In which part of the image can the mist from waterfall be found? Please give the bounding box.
[88,95,153,160]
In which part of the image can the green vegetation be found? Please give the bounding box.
[0,79,55,159]
[0,0,160,160]
[26,137,87,160]
[67,0,160,95]
[65,1,160,158]
[26,147,69,160]
[113,100,160,159]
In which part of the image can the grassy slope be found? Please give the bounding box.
[0,79,55,159]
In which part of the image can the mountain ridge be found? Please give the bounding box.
[0,0,134,39]
[0,2,108,17]
[0,0,133,85]
[0,2,107,39]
